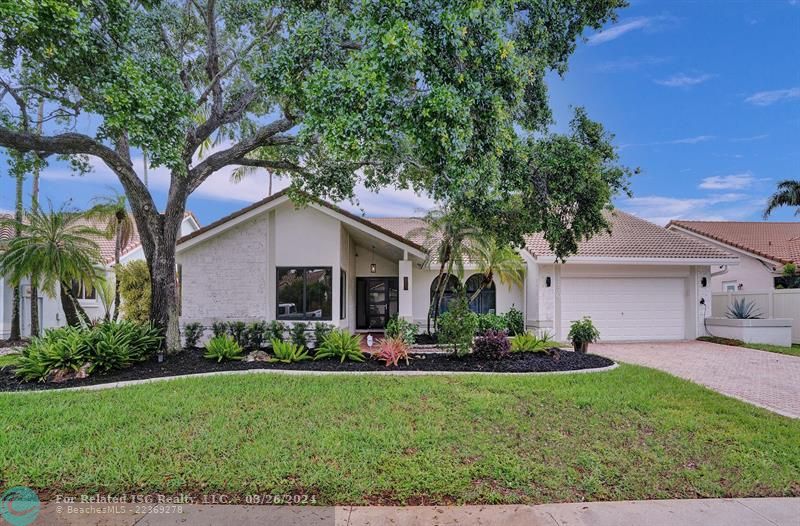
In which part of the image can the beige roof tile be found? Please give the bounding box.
[668,220,800,265]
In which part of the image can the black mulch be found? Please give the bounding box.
[0,349,614,392]
[0,339,27,349]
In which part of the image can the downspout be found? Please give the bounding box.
[710,265,729,278]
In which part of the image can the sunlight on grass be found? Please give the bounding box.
[0,365,798,505]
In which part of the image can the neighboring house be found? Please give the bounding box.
[176,190,736,342]
[0,213,200,338]
[666,221,800,292]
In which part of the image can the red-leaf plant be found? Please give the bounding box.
[372,337,410,367]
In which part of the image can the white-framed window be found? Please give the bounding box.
[722,280,738,292]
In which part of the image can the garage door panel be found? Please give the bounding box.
[560,277,686,341]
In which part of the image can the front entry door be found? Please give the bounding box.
[356,277,399,330]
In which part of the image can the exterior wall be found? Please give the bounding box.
[712,289,800,344]
[671,229,777,291]
[354,246,398,277]
[179,214,270,327]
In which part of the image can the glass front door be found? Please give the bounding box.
[356,277,399,330]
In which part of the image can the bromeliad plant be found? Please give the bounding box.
[203,335,243,362]
[373,337,410,367]
[725,298,763,320]
[510,331,559,353]
[315,329,364,362]
[270,339,311,363]
[567,317,600,353]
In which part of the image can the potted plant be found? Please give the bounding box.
[567,317,600,353]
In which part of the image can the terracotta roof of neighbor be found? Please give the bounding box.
[667,220,800,265]
[373,210,735,262]
[1,211,198,265]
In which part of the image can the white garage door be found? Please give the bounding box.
[560,277,686,341]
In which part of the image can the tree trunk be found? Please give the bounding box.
[9,162,23,341]
[9,287,21,341]
[29,98,43,338]
[469,272,493,303]
[112,220,122,321]
[29,282,39,337]
[60,282,90,327]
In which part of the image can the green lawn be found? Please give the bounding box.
[745,343,800,357]
[1,365,798,505]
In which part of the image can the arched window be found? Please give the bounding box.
[430,275,461,314]
[465,274,496,315]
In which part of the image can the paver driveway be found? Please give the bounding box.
[594,341,800,419]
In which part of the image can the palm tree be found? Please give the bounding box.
[230,164,280,196]
[409,207,477,333]
[28,96,45,337]
[85,192,135,321]
[466,238,526,302]
[0,205,105,327]
[763,180,800,218]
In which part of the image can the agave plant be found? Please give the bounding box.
[315,329,364,362]
[725,298,763,319]
[270,339,311,363]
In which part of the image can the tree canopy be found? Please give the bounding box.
[0,0,633,348]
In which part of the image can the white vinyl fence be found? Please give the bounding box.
[712,290,800,344]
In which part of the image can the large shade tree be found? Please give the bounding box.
[0,0,633,350]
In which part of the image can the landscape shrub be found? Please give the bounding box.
[211,321,228,338]
[227,321,248,347]
[316,329,364,362]
[290,322,308,348]
[476,313,507,333]
[90,328,134,373]
[116,260,151,325]
[246,321,268,349]
[438,294,478,357]
[267,320,286,343]
[373,337,410,367]
[203,335,243,362]
[510,330,558,353]
[385,315,418,346]
[725,298,762,319]
[270,339,311,363]
[92,321,161,363]
[472,329,511,360]
[183,322,204,348]
[505,307,524,336]
[313,322,333,346]
[567,317,600,346]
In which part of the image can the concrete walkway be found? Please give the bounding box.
[594,341,800,418]
[35,498,800,525]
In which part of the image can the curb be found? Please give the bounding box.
[2,362,619,394]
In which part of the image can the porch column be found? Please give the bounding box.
[399,257,413,322]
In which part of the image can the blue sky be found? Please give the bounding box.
[1,0,799,226]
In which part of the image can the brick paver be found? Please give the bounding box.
[594,341,800,418]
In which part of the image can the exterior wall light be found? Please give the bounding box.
[701,277,707,287]
[370,245,376,273]
[545,276,551,287]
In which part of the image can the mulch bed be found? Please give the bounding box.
[0,349,614,392]
[0,339,27,349]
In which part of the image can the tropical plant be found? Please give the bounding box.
[89,328,134,373]
[90,321,161,364]
[313,322,333,346]
[373,337,410,367]
[270,339,311,363]
[116,260,151,325]
[466,238,525,303]
[438,293,479,357]
[290,322,309,349]
[385,315,419,346]
[93,277,115,323]
[781,263,799,289]
[510,331,559,353]
[505,307,524,336]
[14,344,52,382]
[476,313,507,334]
[204,335,243,362]
[227,321,248,348]
[567,317,601,349]
[36,327,89,372]
[246,321,268,349]
[268,321,286,343]
[316,330,364,362]
[211,321,228,338]
[0,205,105,327]
[726,298,763,320]
[763,180,800,218]
[183,322,204,349]
[409,208,476,333]
[472,329,511,360]
[85,191,135,320]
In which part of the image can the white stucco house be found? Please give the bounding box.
[0,213,200,338]
[176,190,737,342]
[666,221,800,292]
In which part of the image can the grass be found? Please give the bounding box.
[744,343,800,357]
[1,365,798,505]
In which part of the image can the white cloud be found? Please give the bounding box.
[729,134,768,142]
[588,17,652,45]
[745,87,800,106]
[593,55,670,73]
[698,173,757,190]
[620,193,757,225]
[655,73,714,88]
[667,135,716,144]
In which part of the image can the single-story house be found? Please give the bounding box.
[0,212,200,338]
[176,190,737,342]
[666,220,800,292]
